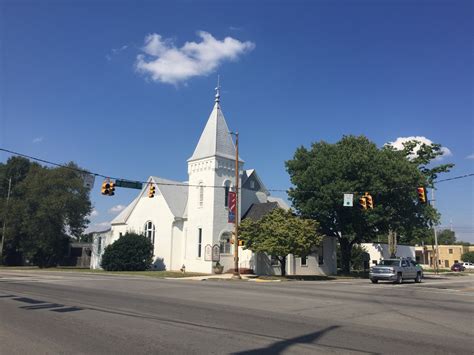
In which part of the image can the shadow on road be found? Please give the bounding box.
[233,325,340,354]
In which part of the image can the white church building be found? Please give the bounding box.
[91,89,336,275]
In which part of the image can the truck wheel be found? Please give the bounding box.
[415,272,422,283]
[395,273,402,284]
[370,279,378,284]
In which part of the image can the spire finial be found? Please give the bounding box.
[215,75,220,103]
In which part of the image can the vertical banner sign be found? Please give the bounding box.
[343,194,354,207]
[228,191,236,223]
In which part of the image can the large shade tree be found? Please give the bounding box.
[0,157,92,267]
[286,135,452,273]
[239,208,322,276]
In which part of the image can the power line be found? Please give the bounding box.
[1,147,473,194]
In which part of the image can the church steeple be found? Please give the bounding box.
[188,84,243,162]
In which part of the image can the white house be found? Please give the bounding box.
[361,243,415,267]
[91,89,336,275]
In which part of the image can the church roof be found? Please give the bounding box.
[188,101,243,162]
[111,176,188,225]
[151,176,188,218]
[242,202,280,221]
[111,195,140,225]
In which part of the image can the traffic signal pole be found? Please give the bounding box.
[232,132,241,279]
[431,186,439,274]
[0,178,12,264]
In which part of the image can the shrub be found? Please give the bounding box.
[101,232,153,271]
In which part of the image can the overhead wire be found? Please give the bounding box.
[1,147,473,194]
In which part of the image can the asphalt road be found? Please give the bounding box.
[0,270,473,354]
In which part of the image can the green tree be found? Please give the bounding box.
[286,136,450,273]
[407,229,456,246]
[0,158,92,267]
[101,232,153,271]
[239,208,322,276]
[461,251,474,263]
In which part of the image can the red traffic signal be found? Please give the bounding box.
[417,187,427,204]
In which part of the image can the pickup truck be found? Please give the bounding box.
[369,258,423,284]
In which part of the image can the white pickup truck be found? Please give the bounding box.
[369,258,423,284]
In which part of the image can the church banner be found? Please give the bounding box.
[228,191,236,223]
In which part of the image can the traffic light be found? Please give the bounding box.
[148,184,156,198]
[101,180,114,196]
[109,182,115,196]
[417,187,427,204]
[365,193,373,209]
[238,240,244,247]
[359,196,367,210]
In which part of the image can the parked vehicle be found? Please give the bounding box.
[451,263,465,272]
[460,262,474,270]
[369,258,423,284]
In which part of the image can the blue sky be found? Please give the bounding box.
[1,0,473,241]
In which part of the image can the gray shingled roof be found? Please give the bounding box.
[188,101,243,162]
[242,202,280,221]
[151,176,188,218]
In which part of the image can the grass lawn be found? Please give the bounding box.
[0,266,209,278]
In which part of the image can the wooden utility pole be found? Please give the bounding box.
[232,132,241,279]
[0,178,12,264]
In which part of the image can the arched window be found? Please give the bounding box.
[199,182,204,207]
[144,221,155,245]
[220,232,232,254]
[224,180,231,207]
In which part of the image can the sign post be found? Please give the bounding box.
[204,244,212,261]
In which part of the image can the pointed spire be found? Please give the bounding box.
[188,81,244,163]
[215,75,220,103]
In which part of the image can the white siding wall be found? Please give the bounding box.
[186,157,242,273]
[361,243,415,266]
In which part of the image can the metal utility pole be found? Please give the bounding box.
[0,178,12,264]
[431,186,439,274]
[232,132,241,279]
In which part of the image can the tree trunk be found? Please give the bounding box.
[339,238,352,274]
[279,256,287,277]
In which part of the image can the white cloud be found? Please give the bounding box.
[90,209,99,217]
[108,204,126,214]
[387,136,452,161]
[32,137,43,144]
[106,44,129,61]
[135,31,255,84]
[466,154,474,160]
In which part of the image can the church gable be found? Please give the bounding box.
[242,169,268,195]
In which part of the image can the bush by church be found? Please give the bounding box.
[101,232,153,271]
